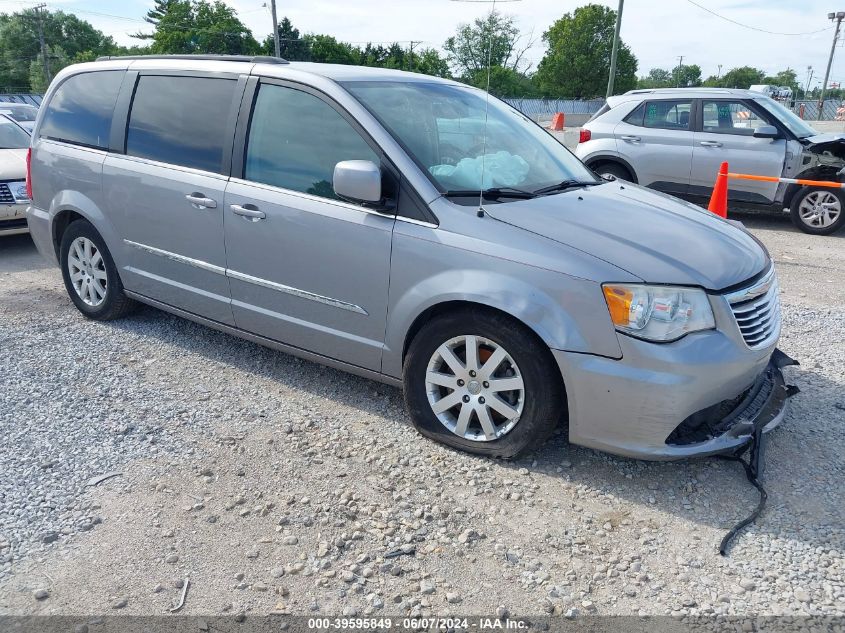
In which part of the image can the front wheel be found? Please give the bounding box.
[403,309,565,458]
[592,161,633,183]
[790,186,845,235]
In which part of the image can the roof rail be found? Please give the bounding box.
[95,54,289,64]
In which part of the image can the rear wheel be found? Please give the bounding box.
[403,308,564,458]
[592,161,633,183]
[59,219,137,320]
[790,186,845,235]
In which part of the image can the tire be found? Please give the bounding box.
[59,219,138,320]
[403,308,565,458]
[592,161,633,183]
[790,186,845,235]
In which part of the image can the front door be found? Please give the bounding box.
[104,73,244,325]
[224,81,394,371]
[690,99,786,203]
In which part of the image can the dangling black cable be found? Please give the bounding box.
[718,453,767,556]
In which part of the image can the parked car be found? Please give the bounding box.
[0,113,31,237]
[0,103,39,133]
[748,84,779,99]
[576,87,845,235]
[28,56,791,460]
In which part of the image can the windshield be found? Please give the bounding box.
[754,97,816,139]
[0,116,30,149]
[343,81,596,194]
[0,105,38,122]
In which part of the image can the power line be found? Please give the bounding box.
[684,0,834,37]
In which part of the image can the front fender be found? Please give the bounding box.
[382,227,623,378]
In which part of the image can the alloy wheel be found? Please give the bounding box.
[424,335,525,442]
[67,237,107,307]
[798,191,841,229]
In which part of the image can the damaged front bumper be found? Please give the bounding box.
[665,349,799,453]
[553,330,798,460]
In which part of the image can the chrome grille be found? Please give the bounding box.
[0,183,14,204]
[726,267,781,349]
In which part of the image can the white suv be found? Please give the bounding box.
[576,88,845,235]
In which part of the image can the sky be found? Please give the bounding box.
[2,0,845,89]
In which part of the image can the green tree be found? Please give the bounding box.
[443,10,532,76]
[536,4,637,98]
[463,66,538,97]
[707,66,765,89]
[302,34,358,65]
[133,0,177,39]
[146,0,260,56]
[637,68,673,89]
[675,64,702,87]
[28,46,68,92]
[414,48,451,78]
[262,16,310,60]
[0,8,119,90]
[764,68,799,92]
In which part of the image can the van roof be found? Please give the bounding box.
[89,54,460,84]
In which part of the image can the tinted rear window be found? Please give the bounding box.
[39,71,123,149]
[126,75,237,174]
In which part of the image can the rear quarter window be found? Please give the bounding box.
[586,103,610,123]
[39,71,124,150]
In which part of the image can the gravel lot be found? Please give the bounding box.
[0,212,843,619]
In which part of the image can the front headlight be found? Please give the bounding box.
[602,283,715,342]
[8,181,29,203]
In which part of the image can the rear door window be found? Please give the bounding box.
[626,100,692,131]
[39,71,123,149]
[126,75,238,174]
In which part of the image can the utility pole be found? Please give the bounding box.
[33,3,51,85]
[269,0,280,58]
[805,65,814,96]
[819,11,845,120]
[717,64,723,79]
[675,56,684,87]
[408,41,418,73]
[605,0,624,99]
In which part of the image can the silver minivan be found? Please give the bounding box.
[27,56,793,460]
[576,88,845,235]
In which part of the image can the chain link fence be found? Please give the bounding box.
[790,99,841,121]
[503,97,605,125]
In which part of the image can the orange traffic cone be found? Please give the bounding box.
[550,112,565,130]
[707,161,729,218]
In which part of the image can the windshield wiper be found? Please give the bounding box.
[532,179,601,196]
[443,187,538,200]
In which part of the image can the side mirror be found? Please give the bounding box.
[333,160,382,204]
[753,125,779,139]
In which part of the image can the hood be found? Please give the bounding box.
[0,148,27,179]
[802,133,845,159]
[804,132,845,146]
[483,182,769,291]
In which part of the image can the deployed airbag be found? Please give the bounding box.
[430,151,530,189]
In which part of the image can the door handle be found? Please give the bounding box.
[185,193,217,209]
[230,203,266,221]
[699,141,723,148]
[620,135,641,142]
